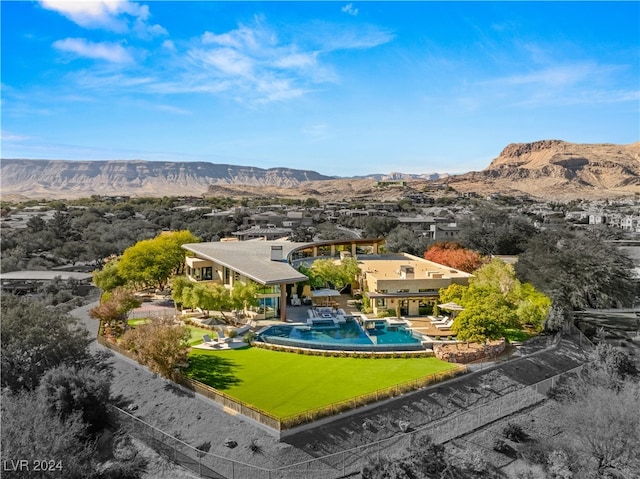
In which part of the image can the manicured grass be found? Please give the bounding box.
[503,328,536,343]
[185,347,459,418]
[186,326,218,346]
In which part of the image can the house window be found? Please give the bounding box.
[397,289,410,293]
[202,267,213,281]
[376,298,386,307]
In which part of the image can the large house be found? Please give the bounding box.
[183,240,308,320]
[357,253,472,316]
[182,239,471,320]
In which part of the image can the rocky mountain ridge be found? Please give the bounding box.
[2,140,639,201]
[448,140,640,199]
[0,159,333,199]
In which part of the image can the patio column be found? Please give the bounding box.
[280,283,287,322]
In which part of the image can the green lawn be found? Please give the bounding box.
[185,347,459,418]
[503,328,536,343]
[186,326,218,346]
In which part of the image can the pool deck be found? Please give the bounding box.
[405,317,456,337]
[284,297,456,338]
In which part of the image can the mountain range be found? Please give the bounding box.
[2,140,639,201]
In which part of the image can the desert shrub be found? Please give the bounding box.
[503,422,528,442]
[519,440,549,465]
[493,439,517,458]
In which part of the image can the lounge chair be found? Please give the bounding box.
[430,315,449,324]
[436,319,454,330]
[202,334,217,346]
[216,330,232,343]
[290,294,301,306]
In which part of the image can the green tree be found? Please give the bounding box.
[438,260,550,342]
[304,257,361,292]
[155,230,200,275]
[93,259,127,291]
[170,275,193,308]
[118,238,172,289]
[230,282,259,314]
[117,231,199,290]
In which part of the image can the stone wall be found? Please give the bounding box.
[433,339,506,363]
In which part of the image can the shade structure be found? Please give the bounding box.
[311,288,341,307]
[311,289,341,297]
[437,302,465,311]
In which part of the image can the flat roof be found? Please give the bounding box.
[182,240,311,286]
[358,253,473,281]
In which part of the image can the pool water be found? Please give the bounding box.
[366,323,421,345]
[258,317,422,348]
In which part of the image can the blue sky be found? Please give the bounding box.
[2,1,639,176]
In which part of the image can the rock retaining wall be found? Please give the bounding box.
[433,339,506,363]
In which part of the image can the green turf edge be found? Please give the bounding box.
[185,347,460,418]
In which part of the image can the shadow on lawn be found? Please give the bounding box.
[186,353,242,390]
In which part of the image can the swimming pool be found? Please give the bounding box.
[257,316,425,351]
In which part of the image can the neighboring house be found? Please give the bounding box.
[232,225,293,241]
[357,254,472,317]
[0,270,94,295]
[243,211,285,227]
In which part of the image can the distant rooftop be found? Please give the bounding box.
[0,270,93,282]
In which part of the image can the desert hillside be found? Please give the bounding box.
[448,140,640,200]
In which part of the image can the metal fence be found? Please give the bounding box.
[110,362,586,479]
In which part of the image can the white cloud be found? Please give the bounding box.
[1,130,32,142]
[53,38,135,63]
[41,14,392,106]
[341,3,359,16]
[273,52,318,69]
[192,47,254,77]
[39,0,166,37]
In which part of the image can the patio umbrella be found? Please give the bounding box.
[437,302,464,318]
[311,289,341,306]
[437,302,465,311]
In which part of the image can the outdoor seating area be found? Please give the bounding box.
[197,331,245,350]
